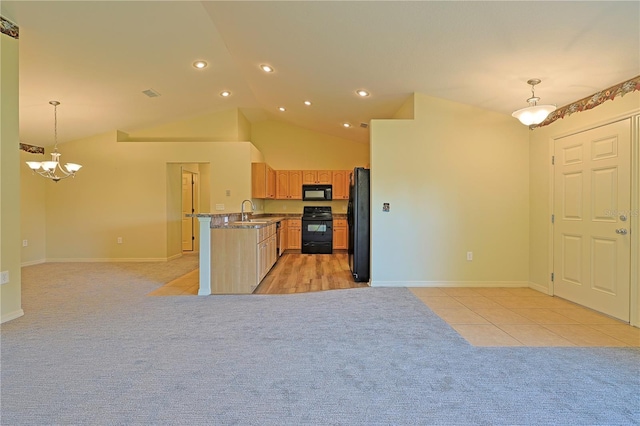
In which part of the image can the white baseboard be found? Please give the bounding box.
[528,281,551,295]
[21,259,46,267]
[167,253,183,261]
[45,257,179,263]
[370,280,530,288]
[1,309,24,324]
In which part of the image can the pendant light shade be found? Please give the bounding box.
[512,79,556,126]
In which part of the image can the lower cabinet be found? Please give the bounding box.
[333,218,348,249]
[210,223,278,294]
[286,219,301,249]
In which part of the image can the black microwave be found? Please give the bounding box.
[302,184,332,201]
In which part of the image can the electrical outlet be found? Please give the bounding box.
[22,239,28,247]
[467,251,473,261]
[215,204,225,211]
[117,237,123,244]
[225,190,231,196]
[1,271,9,285]
[283,205,287,210]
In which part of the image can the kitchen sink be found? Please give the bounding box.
[231,221,268,225]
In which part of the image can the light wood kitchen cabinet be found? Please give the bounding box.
[331,170,350,200]
[210,223,278,294]
[279,219,288,255]
[333,218,348,249]
[276,170,303,199]
[251,163,276,199]
[287,219,301,249]
[302,170,332,184]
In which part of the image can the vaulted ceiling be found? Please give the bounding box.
[2,1,638,145]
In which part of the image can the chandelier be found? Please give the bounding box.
[511,79,556,126]
[26,101,82,182]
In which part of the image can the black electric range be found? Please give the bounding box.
[301,206,333,254]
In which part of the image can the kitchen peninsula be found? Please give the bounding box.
[189,214,293,295]
[189,210,347,295]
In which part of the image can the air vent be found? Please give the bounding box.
[360,122,369,128]
[142,89,161,98]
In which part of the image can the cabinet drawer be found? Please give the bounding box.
[288,219,301,227]
[333,218,347,227]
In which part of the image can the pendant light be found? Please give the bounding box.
[512,79,556,126]
[26,101,82,182]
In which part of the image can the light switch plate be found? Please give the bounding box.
[1,271,9,285]
[215,204,225,211]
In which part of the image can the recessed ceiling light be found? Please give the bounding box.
[279,107,286,112]
[193,61,208,69]
[260,64,274,73]
[343,122,352,128]
[220,91,231,97]
[304,101,312,106]
[356,90,370,97]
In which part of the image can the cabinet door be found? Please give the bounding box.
[280,220,288,252]
[332,170,349,199]
[251,163,267,199]
[268,234,277,269]
[317,170,332,184]
[332,219,348,249]
[287,220,301,249]
[288,171,303,199]
[276,170,290,199]
[267,166,276,199]
[302,170,317,184]
[333,226,347,249]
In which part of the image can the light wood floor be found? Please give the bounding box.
[148,254,639,347]
[255,252,369,294]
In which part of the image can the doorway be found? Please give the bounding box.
[552,118,631,322]
[182,170,198,252]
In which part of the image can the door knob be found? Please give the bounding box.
[615,228,628,235]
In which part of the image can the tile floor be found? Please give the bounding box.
[409,287,640,347]
[148,270,640,348]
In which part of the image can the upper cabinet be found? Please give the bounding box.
[251,163,276,199]
[276,170,303,199]
[332,170,351,199]
[302,170,332,184]
[254,166,352,200]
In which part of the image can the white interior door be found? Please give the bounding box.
[182,171,195,251]
[553,119,631,321]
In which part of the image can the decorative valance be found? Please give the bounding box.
[19,143,45,155]
[0,16,19,39]
[538,75,640,128]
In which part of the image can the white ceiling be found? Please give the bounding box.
[2,1,638,145]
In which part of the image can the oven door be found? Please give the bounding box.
[301,219,333,254]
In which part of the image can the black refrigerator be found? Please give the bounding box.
[347,167,370,282]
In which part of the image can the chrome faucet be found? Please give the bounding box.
[241,199,255,221]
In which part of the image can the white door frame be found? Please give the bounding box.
[548,110,640,327]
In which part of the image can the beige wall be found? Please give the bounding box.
[1,32,23,322]
[19,108,370,262]
[251,120,369,170]
[125,108,244,142]
[528,91,640,325]
[20,151,46,265]
[250,119,369,214]
[30,130,256,261]
[370,93,530,286]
